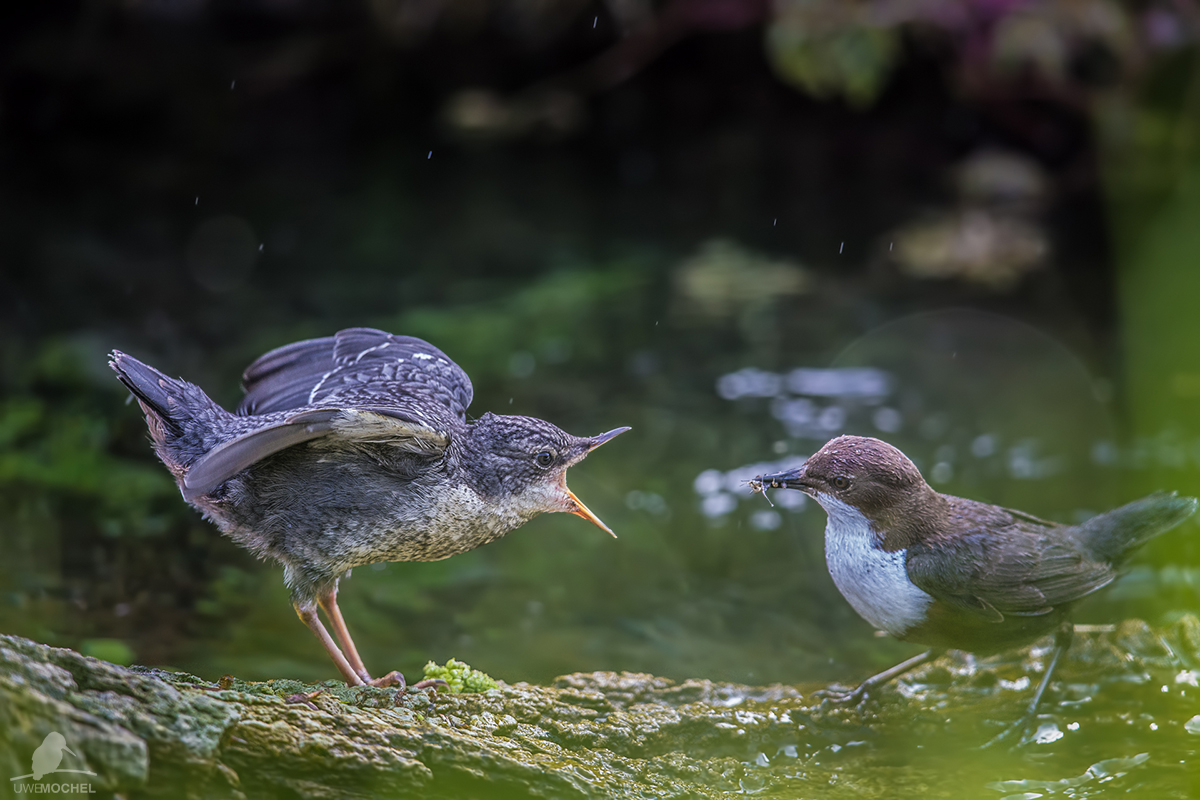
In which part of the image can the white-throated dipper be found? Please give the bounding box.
[753,434,1196,740]
[110,328,629,688]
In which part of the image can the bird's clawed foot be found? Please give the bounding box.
[980,626,1073,749]
[978,713,1044,750]
[365,670,406,688]
[812,651,942,709]
[814,684,870,706]
[361,672,447,691]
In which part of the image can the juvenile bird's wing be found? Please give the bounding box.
[181,407,450,499]
[905,498,1116,622]
[183,329,471,499]
[238,327,473,422]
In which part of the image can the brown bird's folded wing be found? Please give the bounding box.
[182,407,451,500]
[905,499,1116,622]
[238,328,474,422]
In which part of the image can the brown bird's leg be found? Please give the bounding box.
[981,623,1075,749]
[316,586,405,688]
[819,649,943,704]
[294,602,365,687]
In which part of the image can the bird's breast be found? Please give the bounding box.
[820,496,934,637]
[360,481,525,564]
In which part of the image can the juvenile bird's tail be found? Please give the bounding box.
[1077,491,1197,565]
[109,351,230,479]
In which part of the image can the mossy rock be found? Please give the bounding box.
[2,619,1199,798]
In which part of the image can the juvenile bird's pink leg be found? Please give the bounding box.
[294,602,364,686]
[317,587,405,688]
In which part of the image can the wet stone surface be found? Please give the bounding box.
[2,618,1200,798]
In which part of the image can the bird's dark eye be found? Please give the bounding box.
[833,476,851,490]
[535,451,554,468]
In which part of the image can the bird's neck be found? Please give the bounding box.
[852,485,950,552]
[444,435,545,532]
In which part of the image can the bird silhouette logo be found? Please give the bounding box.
[9,732,97,782]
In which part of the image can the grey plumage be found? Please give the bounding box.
[110,328,628,686]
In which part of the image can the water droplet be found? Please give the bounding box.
[508,350,536,378]
[701,493,737,518]
[1032,722,1063,744]
[872,407,902,433]
[750,510,781,531]
[1087,753,1149,778]
[971,434,997,457]
[1185,714,1200,734]
[738,774,765,793]
[693,469,724,496]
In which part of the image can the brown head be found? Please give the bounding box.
[758,435,949,550]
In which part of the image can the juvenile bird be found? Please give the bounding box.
[111,328,628,688]
[754,435,1195,740]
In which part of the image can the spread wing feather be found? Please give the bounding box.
[238,335,338,415]
[905,497,1117,622]
[238,328,473,421]
[182,328,472,498]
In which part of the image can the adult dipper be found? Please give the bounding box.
[753,435,1195,737]
[110,328,629,688]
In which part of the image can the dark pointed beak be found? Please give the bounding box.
[588,426,631,450]
[755,466,815,494]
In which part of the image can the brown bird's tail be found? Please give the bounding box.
[1076,491,1197,565]
[109,350,231,480]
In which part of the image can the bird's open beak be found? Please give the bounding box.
[563,426,630,538]
[566,487,617,538]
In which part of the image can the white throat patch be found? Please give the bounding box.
[817,494,933,637]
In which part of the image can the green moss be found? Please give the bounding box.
[422,658,498,693]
